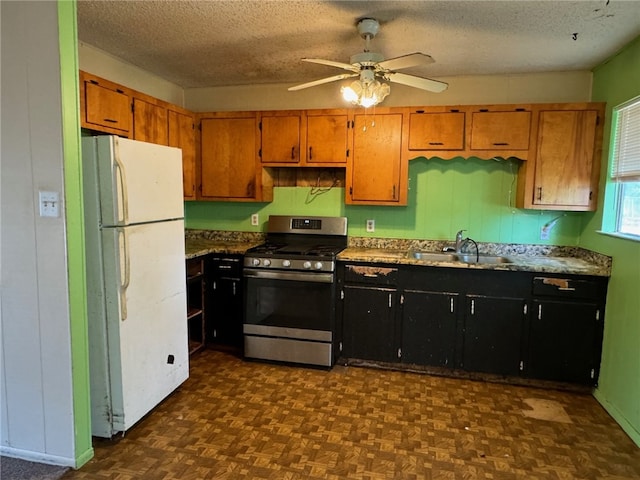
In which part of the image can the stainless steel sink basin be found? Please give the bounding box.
[456,254,513,264]
[408,251,459,262]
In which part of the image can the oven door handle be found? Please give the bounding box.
[244,269,334,284]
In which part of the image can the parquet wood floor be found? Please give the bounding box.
[64,350,640,479]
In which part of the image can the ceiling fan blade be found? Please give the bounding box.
[385,72,448,93]
[377,53,434,71]
[301,58,359,72]
[288,73,358,91]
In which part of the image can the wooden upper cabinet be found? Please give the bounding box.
[81,74,131,134]
[470,110,531,150]
[133,98,168,145]
[260,113,301,164]
[532,110,600,209]
[168,110,196,200]
[200,116,260,200]
[306,113,350,164]
[348,112,404,204]
[408,111,465,151]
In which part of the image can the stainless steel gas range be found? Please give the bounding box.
[243,215,348,367]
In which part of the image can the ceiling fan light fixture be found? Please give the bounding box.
[341,79,390,108]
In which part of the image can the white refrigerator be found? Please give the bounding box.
[82,135,189,438]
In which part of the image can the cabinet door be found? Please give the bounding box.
[83,80,131,133]
[528,300,601,384]
[201,117,258,199]
[306,114,349,164]
[532,110,598,208]
[133,98,168,145]
[209,278,243,348]
[260,114,301,163]
[168,110,196,200]
[401,290,458,367]
[342,285,398,362]
[463,295,525,375]
[408,112,465,150]
[470,111,531,150]
[349,113,403,203]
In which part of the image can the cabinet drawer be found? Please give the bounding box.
[344,264,398,286]
[532,276,601,300]
[210,256,242,277]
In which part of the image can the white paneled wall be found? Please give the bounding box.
[1,1,76,466]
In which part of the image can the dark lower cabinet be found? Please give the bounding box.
[528,300,602,384]
[462,295,526,376]
[338,262,608,386]
[400,290,458,367]
[206,255,243,349]
[342,285,398,362]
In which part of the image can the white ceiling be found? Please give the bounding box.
[77,0,640,90]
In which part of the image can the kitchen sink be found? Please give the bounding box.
[456,254,514,264]
[408,251,459,262]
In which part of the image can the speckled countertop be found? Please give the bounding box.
[339,238,612,277]
[184,230,612,277]
[184,229,264,259]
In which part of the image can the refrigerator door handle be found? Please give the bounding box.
[113,139,129,225]
[119,228,131,320]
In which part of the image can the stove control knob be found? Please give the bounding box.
[314,262,323,270]
[263,259,271,266]
[282,259,291,267]
[251,258,260,266]
[303,261,312,269]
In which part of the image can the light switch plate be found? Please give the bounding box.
[39,191,60,217]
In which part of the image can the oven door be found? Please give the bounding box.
[243,268,337,366]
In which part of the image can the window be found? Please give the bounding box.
[609,96,640,237]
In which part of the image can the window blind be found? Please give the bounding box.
[611,96,640,182]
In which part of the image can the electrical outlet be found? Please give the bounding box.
[39,191,60,217]
[251,213,259,226]
[366,219,375,233]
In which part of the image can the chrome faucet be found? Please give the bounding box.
[455,229,466,253]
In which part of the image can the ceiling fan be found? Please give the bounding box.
[288,18,448,107]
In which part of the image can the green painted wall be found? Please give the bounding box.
[584,35,640,447]
[186,157,583,245]
[59,0,93,466]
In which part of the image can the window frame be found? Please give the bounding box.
[602,96,640,241]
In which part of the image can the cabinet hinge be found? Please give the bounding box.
[89,79,99,85]
[400,294,404,305]
[339,341,343,353]
[349,186,353,195]
[346,149,350,158]
[538,304,542,320]
[388,293,392,308]
[258,148,262,158]
[519,361,524,371]
[523,303,528,315]
[258,121,262,131]
[470,299,475,315]
[213,329,217,338]
[596,115,600,126]
[590,368,595,379]
[450,297,454,313]
[595,309,600,321]
[397,348,402,359]
[131,102,134,113]
[232,282,237,296]
[212,280,217,290]
[340,289,344,300]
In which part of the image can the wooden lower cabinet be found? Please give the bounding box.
[186,257,206,355]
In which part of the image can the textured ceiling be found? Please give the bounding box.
[77,0,640,89]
